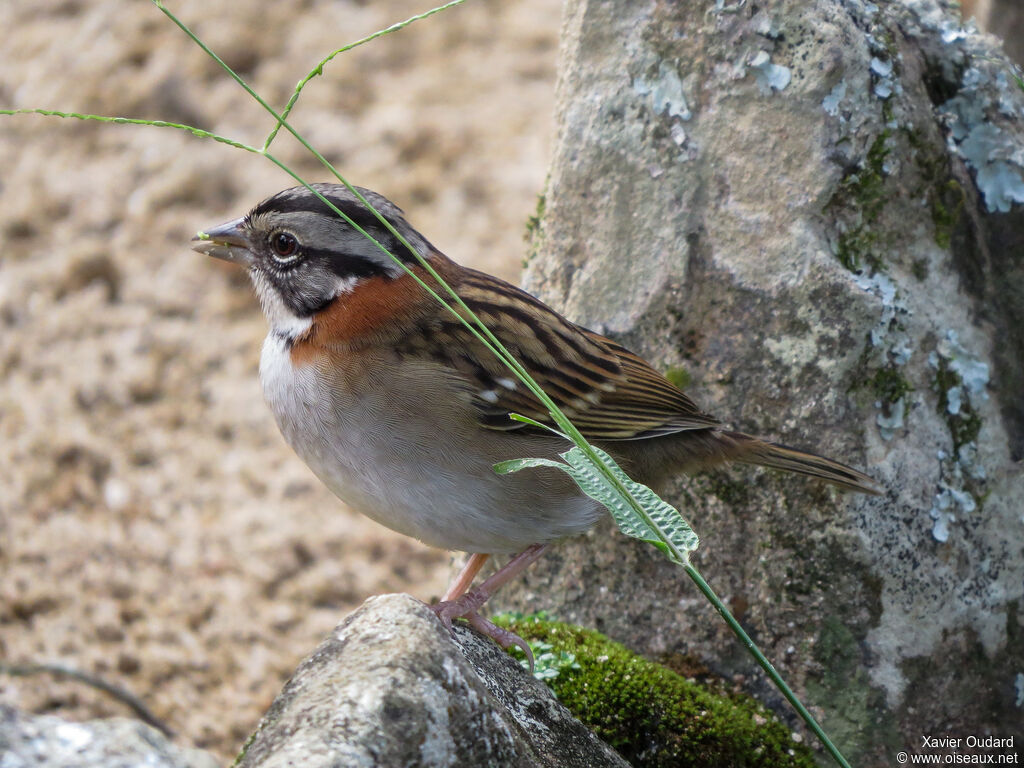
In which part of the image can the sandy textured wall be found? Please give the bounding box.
[0,0,558,758]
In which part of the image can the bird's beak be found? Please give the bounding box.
[190,217,254,266]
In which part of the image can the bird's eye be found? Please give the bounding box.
[271,231,299,260]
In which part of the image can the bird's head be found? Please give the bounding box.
[191,184,431,338]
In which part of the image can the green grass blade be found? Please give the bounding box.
[0,108,258,152]
[265,0,468,150]
[684,565,853,768]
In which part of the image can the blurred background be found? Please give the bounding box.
[1,0,1018,761]
[0,0,558,757]
[962,0,1023,65]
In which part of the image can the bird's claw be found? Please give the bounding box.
[463,610,535,672]
[429,597,535,672]
[429,587,489,629]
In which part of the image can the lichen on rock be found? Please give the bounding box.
[507,1,1024,763]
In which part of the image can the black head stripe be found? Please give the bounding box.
[335,217,419,264]
[251,186,421,264]
[303,247,389,280]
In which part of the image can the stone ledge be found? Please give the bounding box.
[236,593,628,768]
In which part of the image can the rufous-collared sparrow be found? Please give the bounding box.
[191,183,881,658]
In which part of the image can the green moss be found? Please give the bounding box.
[903,124,964,252]
[522,191,547,267]
[834,227,887,273]
[929,179,964,250]
[831,131,893,273]
[847,363,913,416]
[525,192,546,237]
[880,97,895,124]
[911,257,929,281]
[232,727,260,767]
[870,367,913,408]
[954,411,982,449]
[494,614,816,768]
[664,365,692,391]
[859,131,893,224]
[835,230,869,273]
[932,361,983,452]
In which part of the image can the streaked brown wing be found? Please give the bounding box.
[416,267,719,441]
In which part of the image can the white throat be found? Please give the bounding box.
[249,269,309,340]
[250,270,359,341]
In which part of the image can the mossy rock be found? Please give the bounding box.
[494,614,816,768]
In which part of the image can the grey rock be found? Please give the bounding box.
[506,0,1024,764]
[0,706,219,768]
[236,593,627,768]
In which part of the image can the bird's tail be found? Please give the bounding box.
[723,430,883,495]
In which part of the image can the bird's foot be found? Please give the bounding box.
[429,593,535,672]
[430,587,490,629]
[463,611,534,672]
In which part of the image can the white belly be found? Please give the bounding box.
[258,333,601,553]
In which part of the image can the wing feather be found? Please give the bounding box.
[408,268,719,441]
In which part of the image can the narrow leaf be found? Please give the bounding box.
[508,412,564,435]
[493,457,563,474]
[495,445,698,565]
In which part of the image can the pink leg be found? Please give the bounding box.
[433,544,549,620]
[430,544,549,671]
[442,553,490,602]
[473,543,549,597]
